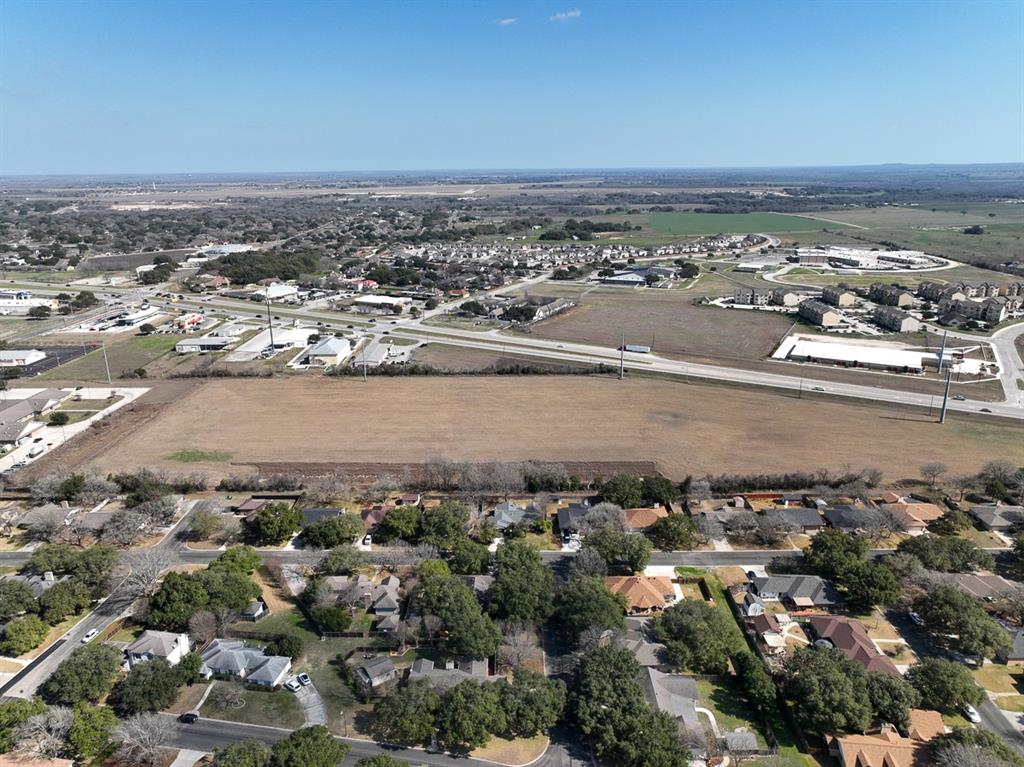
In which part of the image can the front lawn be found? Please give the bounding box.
[471,734,549,765]
[696,678,768,749]
[199,682,305,729]
[973,663,1022,694]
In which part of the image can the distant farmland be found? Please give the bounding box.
[648,212,829,235]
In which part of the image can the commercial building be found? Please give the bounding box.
[306,336,352,368]
[0,349,46,367]
[352,295,411,314]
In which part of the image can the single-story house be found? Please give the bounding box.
[557,503,590,540]
[949,573,1018,602]
[805,615,898,675]
[642,668,700,733]
[492,501,541,531]
[998,629,1024,667]
[970,504,1024,531]
[199,639,291,687]
[396,493,421,506]
[302,507,341,527]
[361,504,392,531]
[408,657,497,691]
[4,571,70,598]
[824,505,873,533]
[829,710,946,767]
[764,507,825,534]
[623,506,669,532]
[354,656,397,694]
[324,574,401,617]
[881,502,944,533]
[124,630,190,668]
[605,576,677,615]
[616,617,668,667]
[749,612,786,654]
[749,574,838,608]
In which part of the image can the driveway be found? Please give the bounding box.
[294,681,327,726]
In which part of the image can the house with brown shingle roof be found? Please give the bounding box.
[829,710,946,767]
[806,615,899,675]
[881,502,944,533]
[605,576,677,615]
[623,506,669,532]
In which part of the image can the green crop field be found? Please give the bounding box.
[648,212,829,235]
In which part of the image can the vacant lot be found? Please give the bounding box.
[72,377,1023,481]
[520,286,795,364]
[38,334,182,382]
[649,212,828,235]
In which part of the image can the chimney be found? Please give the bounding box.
[43,571,55,582]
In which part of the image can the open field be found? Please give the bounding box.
[774,263,1018,289]
[800,204,1021,228]
[58,377,1024,481]
[37,334,183,382]
[519,286,795,364]
[649,212,829,235]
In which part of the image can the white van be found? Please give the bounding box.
[27,445,45,458]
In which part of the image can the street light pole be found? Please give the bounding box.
[101,343,111,385]
[265,297,275,351]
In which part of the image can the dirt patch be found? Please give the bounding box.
[59,377,1023,481]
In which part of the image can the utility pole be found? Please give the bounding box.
[101,343,111,385]
[362,342,367,383]
[618,332,625,380]
[265,297,275,352]
[938,368,952,424]
[937,330,948,371]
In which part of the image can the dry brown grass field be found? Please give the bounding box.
[516,286,796,364]
[60,377,1023,481]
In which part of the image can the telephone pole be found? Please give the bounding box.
[938,368,952,424]
[101,343,111,385]
[937,330,948,371]
[618,332,625,380]
[265,297,275,352]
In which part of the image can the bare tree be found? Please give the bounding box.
[115,712,176,767]
[368,473,399,500]
[861,508,907,541]
[189,610,217,645]
[981,460,1016,485]
[950,474,975,502]
[687,479,712,504]
[920,462,949,488]
[491,462,526,499]
[15,706,72,758]
[136,495,177,526]
[577,503,625,536]
[25,506,69,543]
[213,605,238,635]
[103,509,153,547]
[934,743,1014,767]
[79,473,119,505]
[210,682,245,710]
[121,548,176,597]
[425,456,459,491]
[569,547,607,579]
[498,623,538,670]
[305,475,353,504]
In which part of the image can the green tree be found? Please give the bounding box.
[209,545,262,575]
[449,538,491,575]
[302,513,366,548]
[246,502,303,545]
[146,570,211,631]
[420,501,470,551]
[318,545,368,575]
[68,701,118,760]
[652,600,738,674]
[498,667,566,737]
[557,576,627,644]
[437,680,506,752]
[0,698,47,752]
[415,573,500,658]
[600,474,644,508]
[865,671,920,729]
[48,411,70,426]
[69,545,119,591]
[573,645,689,767]
[177,651,203,684]
[488,540,554,625]
[373,505,420,543]
[38,579,92,624]
[733,651,777,713]
[897,535,995,572]
[28,305,51,319]
[806,529,868,581]
[905,658,983,712]
[0,578,38,621]
[41,643,121,705]
[0,614,49,655]
[355,757,408,767]
[841,561,902,612]
[196,569,261,613]
[583,528,651,573]
[372,680,441,745]
[269,725,348,767]
[642,475,677,507]
[913,586,1012,659]
[212,740,272,767]
[189,509,222,541]
[646,514,697,551]
[112,658,184,715]
[267,634,304,661]
[781,647,872,735]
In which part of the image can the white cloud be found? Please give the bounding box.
[496,17,518,25]
[550,8,582,21]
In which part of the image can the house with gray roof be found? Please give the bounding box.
[199,639,291,687]
[492,501,541,531]
[557,503,590,540]
[970,504,1024,531]
[408,657,497,691]
[750,574,839,608]
[5,571,70,598]
[354,656,397,694]
[765,507,825,533]
[643,668,699,732]
[0,389,70,445]
[125,630,190,668]
[998,628,1024,666]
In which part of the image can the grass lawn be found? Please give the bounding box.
[942,712,971,728]
[972,663,1022,694]
[521,530,560,551]
[39,334,183,382]
[996,695,1024,713]
[106,622,145,643]
[166,448,234,463]
[471,734,549,765]
[649,212,829,235]
[166,682,211,715]
[200,683,305,729]
[696,678,768,749]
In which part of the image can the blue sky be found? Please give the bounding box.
[1,0,1022,174]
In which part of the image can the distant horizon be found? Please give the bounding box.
[3,160,1024,183]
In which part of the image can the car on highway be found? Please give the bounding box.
[811,386,825,392]
[980,408,992,413]
[284,677,301,692]
[963,704,981,724]
[81,629,99,643]
[179,712,199,724]
[297,673,312,686]
[952,394,966,401]
[908,611,924,626]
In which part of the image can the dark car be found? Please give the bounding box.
[179,712,199,724]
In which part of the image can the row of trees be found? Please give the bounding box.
[372,669,565,752]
